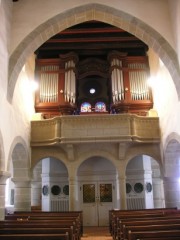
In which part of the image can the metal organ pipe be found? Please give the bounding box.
[39,65,59,103]
[128,63,150,101]
[64,59,76,104]
[110,58,124,103]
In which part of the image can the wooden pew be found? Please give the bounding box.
[7,211,83,236]
[0,233,69,240]
[0,220,78,240]
[111,212,168,240]
[123,223,180,240]
[109,208,180,240]
[0,227,73,240]
[118,216,180,240]
[128,230,180,240]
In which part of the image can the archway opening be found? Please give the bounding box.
[126,154,165,209]
[77,156,117,226]
[31,157,69,212]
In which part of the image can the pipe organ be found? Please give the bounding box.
[109,57,125,103]
[63,53,78,104]
[39,65,59,103]
[128,63,150,101]
[35,51,153,118]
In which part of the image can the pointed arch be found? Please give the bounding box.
[8,3,180,103]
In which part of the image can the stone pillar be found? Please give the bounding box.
[68,161,79,211]
[69,177,78,211]
[31,181,41,207]
[116,160,127,210]
[0,171,11,220]
[164,177,180,208]
[12,178,31,211]
[118,175,127,209]
[152,178,165,208]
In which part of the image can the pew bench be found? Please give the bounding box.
[0,227,74,239]
[0,233,69,240]
[128,230,180,240]
[0,220,78,240]
[123,223,180,240]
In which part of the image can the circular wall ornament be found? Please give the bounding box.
[146,182,152,192]
[134,182,144,193]
[51,185,61,195]
[63,185,69,195]
[126,183,132,194]
[42,185,49,196]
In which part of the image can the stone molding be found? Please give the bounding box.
[31,114,160,146]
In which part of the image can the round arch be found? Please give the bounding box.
[31,147,67,171]
[31,155,69,177]
[8,3,180,103]
[124,144,162,170]
[75,149,119,175]
[164,137,180,178]
[7,136,30,179]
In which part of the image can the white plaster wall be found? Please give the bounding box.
[10,0,175,54]
[148,48,180,146]
[0,0,13,170]
[168,0,180,65]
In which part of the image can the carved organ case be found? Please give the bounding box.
[35,51,153,118]
[108,51,153,115]
[35,52,78,118]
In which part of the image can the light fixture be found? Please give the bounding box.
[90,88,95,94]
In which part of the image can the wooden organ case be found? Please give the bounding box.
[34,51,153,118]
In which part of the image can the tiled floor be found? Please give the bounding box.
[81,226,113,240]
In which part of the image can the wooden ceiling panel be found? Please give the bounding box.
[35,21,148,59]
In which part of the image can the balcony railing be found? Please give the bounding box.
[31,114,160,146]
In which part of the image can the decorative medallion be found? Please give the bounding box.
[63,185,69,196]
[126,183,132,194]
[42,185,49,196]
[146,182,152,192]
[134,182,144,193]
[51,185,61,195]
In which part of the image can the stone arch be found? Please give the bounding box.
[0,130,5,171]
[124,144,162,170]
[76,149,118,174]
[31,147,67,171]
[164,132,180,178]
[7,136,30,179]
[164,132,180,151]
[8,3,180,103]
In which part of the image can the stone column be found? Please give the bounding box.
[67,158,78,211]
[12,178,31,211]
[152,178,165,208]
[31,181,41,207]
[0,171,11,220]
[116,162,127,209]
[118,175,127,209]
[164,177,180,208]
[69,177,78,211]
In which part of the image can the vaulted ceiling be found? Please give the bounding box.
[35,20,148,60]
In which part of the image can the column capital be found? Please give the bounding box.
[0,171,11,184]
[11,178,31,187]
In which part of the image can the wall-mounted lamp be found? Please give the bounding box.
[60,89,64,94]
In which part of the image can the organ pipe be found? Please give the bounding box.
[64,60,76,104]
[128,63,150,100]
[110,57,124,103]
[39,65,59,103]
